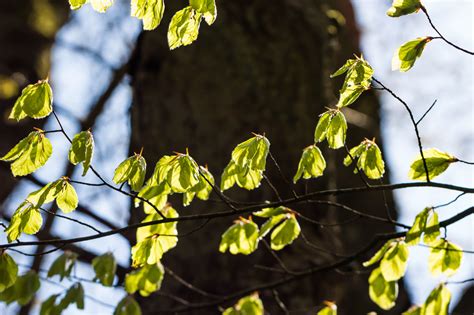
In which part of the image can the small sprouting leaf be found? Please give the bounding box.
[253,207,288,218]
[190,0,217,25]
[125,262,164,297]
[428,239,463,277]
[387,0,422,17]
[219,218,259,255]
[293,145,326,183]
[258,214,286,238]
[47,251,78,281]
[113,153,147,192]
[114,296,142,315]
[168,6,202,50]
[9,80,53,121]
[231,135,270,171]
[337,84,369,108]
[392,37,431,72]
[408,148,457,181]
[368,267,398,310]
[421,284,451,315]
[363,240,395,267]
[92,252,117,286]
[69,0,87,10]
[405,208,440,246]
[136,181,170,214]
[131,0,165,30]
[166,154,200,193]
[183,166,214,206]
[423,211,440,245]
[68,130,94,176]
[0,131,52,176]
[220,161,263,192]
[380,241,409,281]
[0,270,41,306]
[344,139,385,179]
[317,302,337,315]
[26,178,78,213]
[314,110,347,149]
[0,252,18,293]
[56,181,79,213]
[222,293,264,315]
[5,201,43,243]
[270,215,301,250]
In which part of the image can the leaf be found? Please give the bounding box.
[222,293,264,315]
[344,139,385,179]
[56,283,84,311]
[69,0,87,10]
[408,148,457,181]
[392,37,431,72]
[166,154,200,193]
[368,267,398,310]
[40,294,60,315]
[92,252,117,286]
[26,178,78,213]
[55,180,79,213]
[363,240,394,267]
[317,302,337,315]
[5,201,43,243]
[219,218,259,255]
[387,0,422,17]
[168,6,202,50]
[90,0,114,13]
[270,215,301,250]
[428,239,463,277]
[253,206,289,218]
[136,181,170,214]
[0,131,52,176]
[314,110,347,149]
[68,130,94,176]
[421,284,451,315]
[125,262,164,297]
[258,214,286,238]
[405,208,440,246]
[293,145,326,183]
[114,296,142,315]
[402,305,422,315]
[331,56,373,88]
[0,252,18,293]
[0,270,41,306]
[380,241,409,281]
[337,84,368,108]
[190,0,217,25]
[423,211,440,245]
[47,251,78,281]
[9,80,53,121]
[183,166,214,206]
[131,0,165,30]
[221,161,263,192]
[231,135,270,171]
[113,153,147,192]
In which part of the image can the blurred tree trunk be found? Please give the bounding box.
[130,0,409,313]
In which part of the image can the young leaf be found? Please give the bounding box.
[314,110,347,149]
[166,154,200,193]
[337,84,369,108]
[317,302,337,315]
[131,0,165,30]
[113,153,147,192]
[68,130,94,176]
[423,211,440,245]
[136,181,170,214]
[421,284,451,315]
[125,262,164,297]
[0,252,18,293]
[222,293,264,315]
[392,37,431,72]
[55,180,78,213]
[90,0,114,13]
[9,80,53,121]
[387,0,422,17]
[402,306,422,315]
[56,282,85,311]
[26,178,78,213]
[221,161,263,192]
[190,0,217,25]
[344,139,385,179]
[405,207,431,246]
[253,206,289,218]
[47,251,78,281]
[408,148,457,181]
[270,215,301,250]
[293,145,326,183]
[92,252,117,286]
[69,0,87,10]
[368,267,398,310]
[219,218,259,255]
[380,241,409,281]
[183,166,214,206]
[363,240,395,267]
[0,131,52,176]
[114,296,142,315]
[5,201,43,243]
[231,135,270,171]
[258,214,287,238]
[428,239,463,277]
[0,270,41,306]
[168,7,202,50]
[330,55,373,89]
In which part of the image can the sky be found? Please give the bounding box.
[1,0,473,314]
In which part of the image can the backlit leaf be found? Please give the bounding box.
[368,267,398,310]
[314,110,347,149]
[0,271,40,305]
[168,7,202,50]
[131,0,165,30]
[222,293,264,315]
[408,148,457,181]
[190,0,217,25]
[125,262,164,297]
[92,252,117,286]
[47,251,78,281]
[68,130,94,176]
[380,241,409,281]
[114,296,142,315]
[392,37,431,72]
[344,139,385,179]
[5,201,43,243]
[219,218,259,255]
[421,284,450,315]
[113,153,147,192]
[428,239,463,277]
[9,80,52,121]
[387,0,422,17]
[294,145,326,183]
[0,252,18,293]
[270,215,301,250]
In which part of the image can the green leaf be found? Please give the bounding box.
[168,6,202,50]
[317,302,337,315]
[0,252,18,293]
[68,130,94,176]
[26,178,78,213]
[219,218,259,255]
[344,139,385,179]
[392,37,431,72]
[222,293,264,315]
[166,154,200,193]
[231,135,270,171]
[184,166,214,206]
[314,110,347,149]
[408,148,457,181]
[221,161,263,192]
[131,0,165,30]
[380,241,409,281]
[421,284,451,315]
[331,56,373,88]
[253,206,289,218]
[423,211,440,245]
[0,270,41,305]
[387,0,422,17]
[114,296,142,315]
[69,0,87,10]
[5,201,43,243]
[136,181,170,214]
[368,267,398,310]
[405,208,440,246]
[56,180,79,213]
[190,0,217,25]
[363,240,395,267]
[0,131,52,176]
[258,214,287,238]
[293,145,326,183]
[92,252,117,286]
[428,239,463,277]
[113,153,147,192]
[131,206,178,267]
[337,84,368,108]
[40,294,60,315]
[90,0,114,13]
[9,80,53,121]
[402,306,422,315]
[57,283,84,311]
[125,262,164,297]
[47,251,78,281]
[270,215,301,250]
